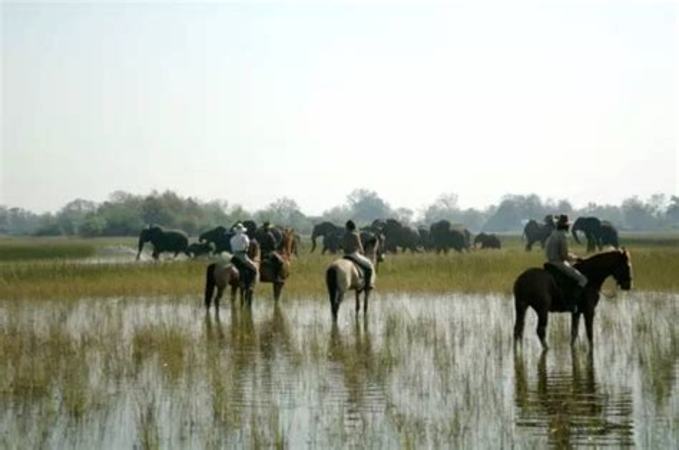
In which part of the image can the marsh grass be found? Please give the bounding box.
[1,235,678,300]
[1,292,676,448]
[0,239,96,261]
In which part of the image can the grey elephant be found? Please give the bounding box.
[136,225,189,260]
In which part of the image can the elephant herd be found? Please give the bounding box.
[136,215,620,260]
[522,215,619,252]
[310,219,498,255]
[136,221,299,260]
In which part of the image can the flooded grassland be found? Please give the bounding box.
[1,291,676,449]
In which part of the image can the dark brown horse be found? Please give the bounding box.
[513,249,632,351]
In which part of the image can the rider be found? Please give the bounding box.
[545,214,587,312]
[258,221,278,256]
[342,220,374,290]
[230,222,258,283]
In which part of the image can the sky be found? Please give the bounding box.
[1,0,677,214]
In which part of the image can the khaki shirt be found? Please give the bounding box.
[545,229,569,263]
[342,231,364,255]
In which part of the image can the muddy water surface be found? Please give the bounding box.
[0,292,676,448]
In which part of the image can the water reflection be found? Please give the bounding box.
[327,320,386,431]
[514,350,634,447]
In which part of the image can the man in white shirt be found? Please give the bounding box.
[230,222,258,280]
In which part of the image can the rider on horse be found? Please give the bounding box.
[258,222,278,256]
[545,214,587,312]
[230,222,258,283]
[342,220,374,290]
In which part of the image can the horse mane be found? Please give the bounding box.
[576,249,628,275]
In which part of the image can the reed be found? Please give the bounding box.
[1,236,678,300]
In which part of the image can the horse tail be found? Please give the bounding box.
[204,263,216,307]
[326,265,340,318]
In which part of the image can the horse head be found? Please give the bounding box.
[280,228,295,260]
[577,249,633,291]
[613,248,633,290]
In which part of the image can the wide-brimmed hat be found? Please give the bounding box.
[233,223,247,233]
[556,214,570,228]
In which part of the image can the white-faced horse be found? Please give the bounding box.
[325,232,383,321]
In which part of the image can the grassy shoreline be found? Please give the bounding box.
[1,235,678,300]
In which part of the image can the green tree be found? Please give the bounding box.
[346,189,392,224]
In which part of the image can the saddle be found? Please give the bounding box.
[543,263,582,312]
[343,255,368,285]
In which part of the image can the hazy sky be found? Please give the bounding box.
[1,0,677,214]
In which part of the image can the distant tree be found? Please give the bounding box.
[666,196,679,227]
[321,205,352,225]
[422,193,460,224]
[255,197,312,232]
[621,197,657,230]
[79,213,107,237]
[57,199,97,235]
[394,207,415,225]
[346,189,392,223]
[0,206,43,235]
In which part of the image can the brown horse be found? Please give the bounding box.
[258,228,295,301]
[204,240,260,310]
[513,249,632,351]
[204,229,296,311]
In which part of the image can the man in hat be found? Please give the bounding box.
[342,220,374,290]
[230,222,258,281]
[545,214,587,312]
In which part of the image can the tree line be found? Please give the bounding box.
[2,189,678,237]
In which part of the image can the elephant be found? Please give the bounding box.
[600,221,619,248]
[473,232,501,249]
[322,229,344,254]
[185,242,213,258]
[199,226,234,254]
[380,219,421,253]
[429,220,468,253]
[523,215,555,251]
[572,217,620,252]
[417,227,434,251]
[310,221,344,253]
[136,225,189,260]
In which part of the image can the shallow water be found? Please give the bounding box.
[0,292,677,448]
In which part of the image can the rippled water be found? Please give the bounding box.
[0,292,677,448]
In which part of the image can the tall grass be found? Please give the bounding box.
[1,242,678,300]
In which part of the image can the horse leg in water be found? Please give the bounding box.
[571,312,581,346]
[355,291,360,315]
[536,310,549,350]
[584,308,595,351]
[273,282,283,302]
[333,292,344,320]
[363,289,370,315]
[513,301,528,344]
[214,286,224,311]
